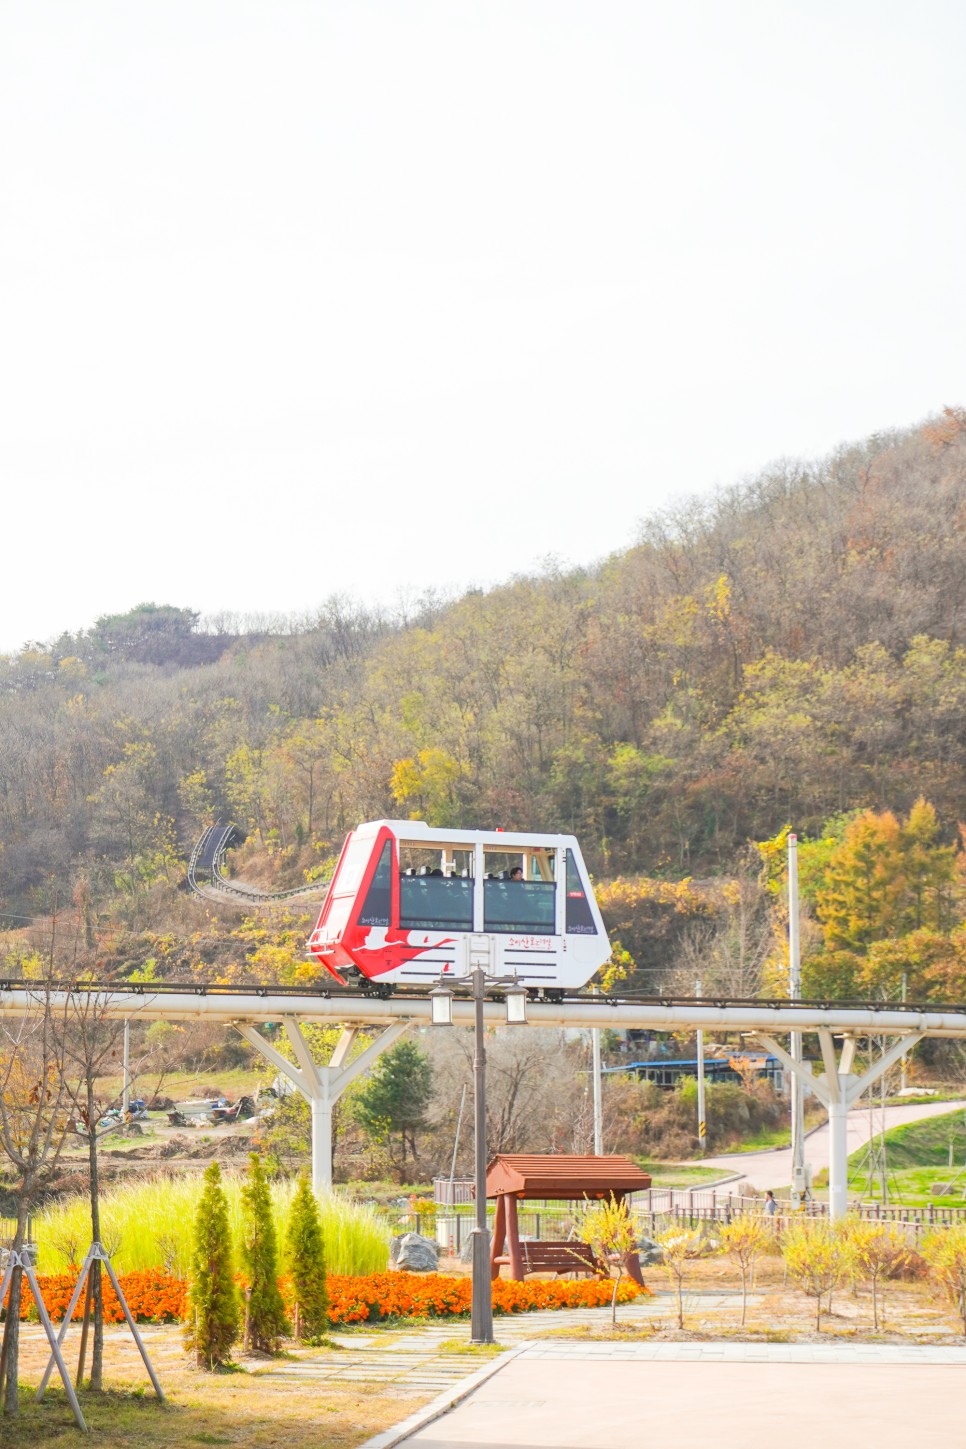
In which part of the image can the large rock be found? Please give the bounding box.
[393,1232,439,1273]
[637,1236,663,1266]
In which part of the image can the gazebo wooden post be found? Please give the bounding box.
[490,1194,507,1281]
[505,1194,524,1280]
[615,1190,645,1288]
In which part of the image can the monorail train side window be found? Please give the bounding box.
[565,849,595,934]
[358,841,392,927]
[399,872,474,932]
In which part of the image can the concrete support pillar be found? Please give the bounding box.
[757,1028,924,1222]
[827,1099,850,1222]
[310,1098,333,1197]
[234,1016,411,1193]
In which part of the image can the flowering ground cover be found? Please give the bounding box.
[4,1269,644,1326]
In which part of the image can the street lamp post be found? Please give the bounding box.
[431,934,528,1346]
[470,959,492,1343]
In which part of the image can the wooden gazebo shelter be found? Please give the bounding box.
[486,1154,651,1285]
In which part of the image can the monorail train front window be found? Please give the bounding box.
[358,841,392,927]
[565,850,596,934]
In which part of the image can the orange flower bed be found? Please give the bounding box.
[4,1270,187,1324]
[7,1269,642,1326]
[325,1272,645,1325]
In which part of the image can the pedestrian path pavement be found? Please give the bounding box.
[17,1293,746,1397]
[519,1338,966,1363]
[32,1289,954,1402]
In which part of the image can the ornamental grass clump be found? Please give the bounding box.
[287,1173,329,1342]
[185,1162,241,1369]
[36,1174,389,1277]
[241,1153,289,1353]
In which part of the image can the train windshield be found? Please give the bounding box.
[565,849,595,934]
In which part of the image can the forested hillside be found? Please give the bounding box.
[3,408,966,1000]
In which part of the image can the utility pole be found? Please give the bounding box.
[695,978,706,1152]
[900,973,908,1093]
[470,955,493,1344]
[591,988,603,1154]
[122,1020,130,1116]
[788,834,806,1206]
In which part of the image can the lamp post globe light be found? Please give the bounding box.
[431,934,527,1345]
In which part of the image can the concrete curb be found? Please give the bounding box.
[356,1340,531,1449]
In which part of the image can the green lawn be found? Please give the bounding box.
[96,1065,265,1102]
[854,1108,966,1171]
[636,1161,735,1187]
[825,1107,966,1206]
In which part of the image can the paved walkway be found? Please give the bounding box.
[16,1293,747,1396]
[395,1342,966,1448]
[699,1097,966,1191]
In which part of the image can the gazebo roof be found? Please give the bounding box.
[484,1153,651,1200]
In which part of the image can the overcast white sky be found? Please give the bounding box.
[2,1,964,651]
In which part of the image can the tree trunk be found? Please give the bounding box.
[675,1278,684,1330]
[87,1080,104,1391]
[611,1270,621,1329]
[815,1295,822,1332]
[871,1276,878,1331]
[740,1265,747,1327]
[1,1201,30,1417]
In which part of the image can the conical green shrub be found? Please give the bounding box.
[185,1162,240,1369]
[241,1153,290,1352]
[286,1173,329,1342]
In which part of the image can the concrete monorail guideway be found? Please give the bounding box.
[3,982,964,1212]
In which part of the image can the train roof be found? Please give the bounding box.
[351,819,583,849]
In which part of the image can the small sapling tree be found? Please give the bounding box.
[241,1153,289,1353]
[186,1162,240,1368]
[576,1195,640,1327]
[719,1214,768,1326]
[849,1222,912,1331]
[781,1220,848,1331]
[655,1226,711,1330]
[922,1225,966,1338]
[286,1173,329,1342]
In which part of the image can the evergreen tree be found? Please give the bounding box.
[286,1173,329,1342]
[352,1039,433,1175]
[241,1153,290,1353]
[185,1162,240,1369]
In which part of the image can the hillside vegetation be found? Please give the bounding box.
[3,408,966,1003]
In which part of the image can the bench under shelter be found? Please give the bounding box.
[487,1153,651,1286]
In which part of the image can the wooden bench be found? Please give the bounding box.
[493,1240,601,1279]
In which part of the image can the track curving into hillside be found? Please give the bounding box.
[187,823,328,906]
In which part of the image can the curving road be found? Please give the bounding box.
[698,1098,966,1192]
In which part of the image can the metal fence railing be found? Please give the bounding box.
[413,1186,966,1256]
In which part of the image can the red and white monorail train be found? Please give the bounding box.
[307,820,611,992]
